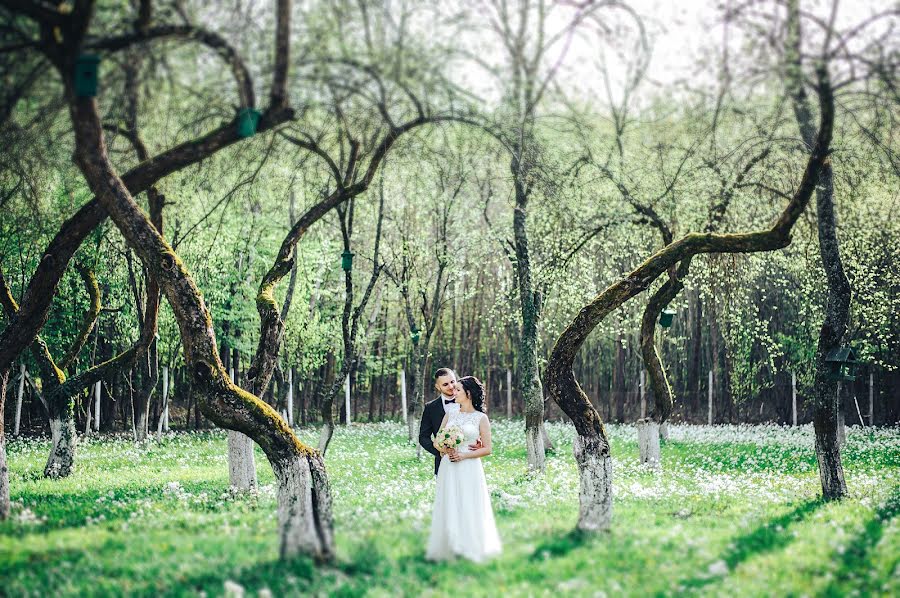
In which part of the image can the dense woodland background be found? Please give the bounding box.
[2,0,898,441]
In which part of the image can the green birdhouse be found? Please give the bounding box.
[659,307,676,328]
[341,250,354,272]
[237,108,261,138]
[411,329,421,344]
[74,54,100,97]
[825,347,858,382]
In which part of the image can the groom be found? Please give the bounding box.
[419,367,482,475]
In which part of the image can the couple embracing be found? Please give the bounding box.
[419,368,502,563]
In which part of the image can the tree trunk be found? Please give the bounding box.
[613,332,626,423]
[68,90,333,559]
[406,348,423,448]
[44,402,77,478]
[228,351,258,490]
[688,291,702,419]
[636,418,661,467]
[0,367,10,519]
[784,2,848,500]
[810,161,848,500]
[513,197,546,471]
[573,434,612,532]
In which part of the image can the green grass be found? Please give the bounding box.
[1,421,898,597]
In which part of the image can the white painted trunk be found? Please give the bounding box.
[228,431,258,491]
[343,374,351,425]
[506,368,512,418]
[707,370,713,425]
[399,369,408,425]
[272,454,333,560]
[94,380,101,432]
[525,424,546,471]
[636,419,661,468]
[573,435,612,532]
[317,422,334,455]
[157,367,169,438]
[84,394,92,435]
[44,417,77,478]
[14,363,25,436]
[659,421,669,442]
[286,369,294,426]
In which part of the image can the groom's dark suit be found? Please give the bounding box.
[420,397,450,475]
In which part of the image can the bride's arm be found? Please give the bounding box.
[456,415,492,460]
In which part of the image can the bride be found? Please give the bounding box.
[426,375,502,562]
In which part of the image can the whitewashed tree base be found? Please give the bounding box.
[525,425,546,471]
[659,421,669,441]
[44,417,77,478]
[227,431,258,490]
[573,435,612,532]
[272,454,334,560]
[637,419,661,468]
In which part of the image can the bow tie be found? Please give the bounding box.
[444,399,456,405]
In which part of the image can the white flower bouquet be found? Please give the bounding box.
[436,425,465,452]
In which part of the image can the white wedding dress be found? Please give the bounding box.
[426,409,502,562]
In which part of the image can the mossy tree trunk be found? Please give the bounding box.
[546,67,834,532]
[16,0,333,560]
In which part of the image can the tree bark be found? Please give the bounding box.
[513,196,547,471]
[786,0,848,500]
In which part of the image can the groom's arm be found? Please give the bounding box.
[419,405,440,458]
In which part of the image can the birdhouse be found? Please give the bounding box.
[825,347,858,382]
[74,54,100,97]
[411,329,421,344]
[236,108,261,138]
[341,250,354,272]
[659,307,676,328]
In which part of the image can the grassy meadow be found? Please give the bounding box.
[1,421,898,597]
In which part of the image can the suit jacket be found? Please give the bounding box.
[419,397,448,475]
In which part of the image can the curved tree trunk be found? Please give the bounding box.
[637,259,691,466]
[69,92,333,559]
[545,70,833,532]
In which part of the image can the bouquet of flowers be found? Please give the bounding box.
[435,425,465,452]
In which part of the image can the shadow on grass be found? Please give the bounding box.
[820,488,900,598]
[169,554,316,598]
[673,498,826,596]
[530,528,599,560]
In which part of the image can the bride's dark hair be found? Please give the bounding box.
[459,376,486,413]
